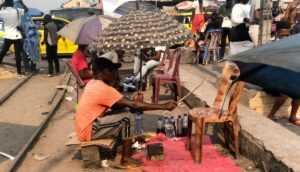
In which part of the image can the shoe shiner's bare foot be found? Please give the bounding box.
[289,116,300,126]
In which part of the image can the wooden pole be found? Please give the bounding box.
[258,0,264,46]
[198,0,203,11]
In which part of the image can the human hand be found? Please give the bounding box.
[163,101,177,111]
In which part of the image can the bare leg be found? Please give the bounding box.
[268,95,288,119]
[289,99,300,125]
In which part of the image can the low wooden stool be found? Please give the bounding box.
[80,139,115,168]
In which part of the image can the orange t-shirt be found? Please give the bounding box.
[75,79,123,142]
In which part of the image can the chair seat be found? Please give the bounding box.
[153,74,176,81]
[189,107,232,122]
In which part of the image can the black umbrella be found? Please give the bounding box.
[226,34,300,73]
[226,34,300,98]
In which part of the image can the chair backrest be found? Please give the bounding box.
[213,62,241,110]
[228,81,245,115]
[66,61,86,88]
[162,49,176,73]
[166,48,181,77]
[207,31,221,50]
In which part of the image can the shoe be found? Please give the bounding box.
[48,74,53,77]
[124,75,136,84]
[16,74,26,79]
[123,83,136,92]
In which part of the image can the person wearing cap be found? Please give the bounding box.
[230,0,253,55]
[75,56,177,142]
[43,14,59,76]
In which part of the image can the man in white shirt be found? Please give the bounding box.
[133,46,166,82]
[231,1,251,27]
[230,0,253,55]
[0,0,24,75]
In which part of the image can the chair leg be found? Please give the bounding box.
[223,123,230,149]
[186,116,193,150]
[152,79,155,103]
[195,118,204,163]
[176,79,181,98]
[232,122,240,158]
[173,83,178,101]
[154,79,160,104]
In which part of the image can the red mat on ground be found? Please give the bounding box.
[130,134,241,172]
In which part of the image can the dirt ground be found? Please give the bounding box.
[15,81,259,172]
[0,65,18,95]
[0,74,63,171]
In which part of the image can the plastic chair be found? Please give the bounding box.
[66,61,86,102]
[152,48,181,104]
[186,62,244,163]
[199,30,222,65]
[154,48,176,74]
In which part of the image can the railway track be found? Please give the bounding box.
[0,70,71,172]
[0,74,33,106]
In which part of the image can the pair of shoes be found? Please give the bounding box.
[124,75,136,84]
[123,83,136,92]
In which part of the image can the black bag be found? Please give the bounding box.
[230,23,251,42]
[16,8,25,38]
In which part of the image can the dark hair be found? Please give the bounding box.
[236,0,249,4]
[78,44,88,51]
[1,0,14,8]
[44,14,52,23]
[91,57,117,75]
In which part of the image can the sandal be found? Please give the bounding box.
[289,117,300,126]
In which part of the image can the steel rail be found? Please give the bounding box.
[0,74,33,106]
[7,73,71,172]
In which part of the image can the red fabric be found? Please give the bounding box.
[130,134,241,172]
[71,49,91,84]
[192,14,205,34]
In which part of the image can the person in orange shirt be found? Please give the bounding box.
[75,56,177,142]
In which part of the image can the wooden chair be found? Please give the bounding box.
[66,61,86,102]
[186,62,244,163]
